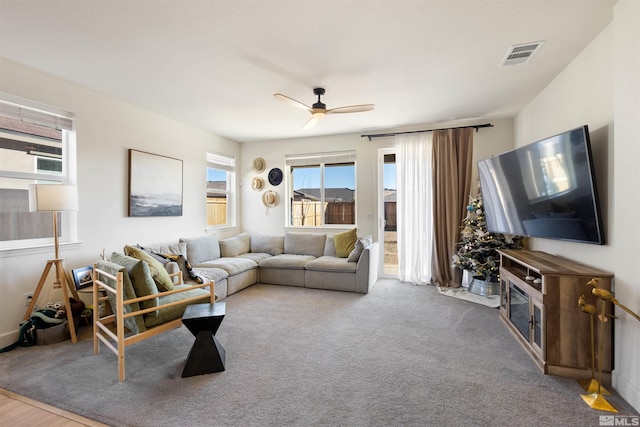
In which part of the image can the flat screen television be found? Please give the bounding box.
[477,125,604,245]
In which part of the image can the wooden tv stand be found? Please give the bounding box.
[497,249,613,379]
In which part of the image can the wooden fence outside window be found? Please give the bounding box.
[290,201,355,226]
[206,197,226,225]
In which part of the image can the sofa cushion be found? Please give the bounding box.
[191,267,229,284]
[110,252,159,313]
[95,260,146,334]
[180,235,220,265]
[236,252,272,263]
[323,236,337,257]
[347,235,373,262]
[284,232,326,257]
[305,256,358,273]
[143,241,187,257]
[250,235,284,256]
[196,257,257,276]
[219,233,251,257]
[334,228,357,258]
[259,254,316,270]
[124,245,174,292]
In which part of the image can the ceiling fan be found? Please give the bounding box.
[274,87,374,130]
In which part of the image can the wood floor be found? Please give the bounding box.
[0,388,108,427]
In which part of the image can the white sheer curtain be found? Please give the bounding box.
[396,132,434,285]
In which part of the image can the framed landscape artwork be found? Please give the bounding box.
[128,149,183,217]
[72,266,93,290]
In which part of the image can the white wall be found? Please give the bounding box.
[514,21,614,263]
[239,118,515,240]
[514,0,640,411]
[611,0,640,411]
[240,133,379,239]
[0,58,241,347]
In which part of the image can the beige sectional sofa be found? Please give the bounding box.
[173,231,379,300]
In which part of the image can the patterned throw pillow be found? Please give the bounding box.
[155,252,202,284]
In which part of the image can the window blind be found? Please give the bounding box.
[285,151,356,167]
[207,152,235,172]
[0,93,74,131]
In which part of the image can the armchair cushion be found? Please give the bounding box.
[110,252,159,314]
[124,245,174,292]
[144,285,211,328]
[95,260,146,334]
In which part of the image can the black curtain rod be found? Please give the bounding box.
[361,123,493,141]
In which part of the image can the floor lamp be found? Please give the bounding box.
[24,183,80,343]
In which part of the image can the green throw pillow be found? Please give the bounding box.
[334,228,357,258]
[124,245,174,291]
[95,260,146,334]
[110,253,159,309]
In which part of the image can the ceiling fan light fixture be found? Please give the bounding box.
[275,87,373,129]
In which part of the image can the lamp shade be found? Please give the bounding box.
[28,184,78,212]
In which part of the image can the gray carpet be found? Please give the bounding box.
[0,280,637,426]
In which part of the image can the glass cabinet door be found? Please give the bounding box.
[509,283,530,341]
[531,302,543,355]
[500,278,508,312]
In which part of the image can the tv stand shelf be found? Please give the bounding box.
[497,249,613,379]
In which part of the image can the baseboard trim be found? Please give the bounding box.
[613,369,640,413]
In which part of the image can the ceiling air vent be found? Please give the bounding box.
[500,41,544,66]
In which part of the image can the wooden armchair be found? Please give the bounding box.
[92,262,215,382]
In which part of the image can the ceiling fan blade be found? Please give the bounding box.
[303,116,320,130]
[326,104,375,114]
[274,93,311,111]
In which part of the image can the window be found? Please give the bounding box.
[0,94,75,249]
[206,152,236,228]
[286,152,356,227]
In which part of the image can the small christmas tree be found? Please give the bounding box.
[452,186,523,282]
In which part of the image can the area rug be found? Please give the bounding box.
[0,280,637,426]
[437,285,500,308]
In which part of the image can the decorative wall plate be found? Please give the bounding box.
[252,157,266,173]
[268,167,283,186]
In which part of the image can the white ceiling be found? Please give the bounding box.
[0,0,616,143]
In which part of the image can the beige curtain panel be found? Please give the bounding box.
[432,128,474,287]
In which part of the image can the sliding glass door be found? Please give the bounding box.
[378,148,398,277]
